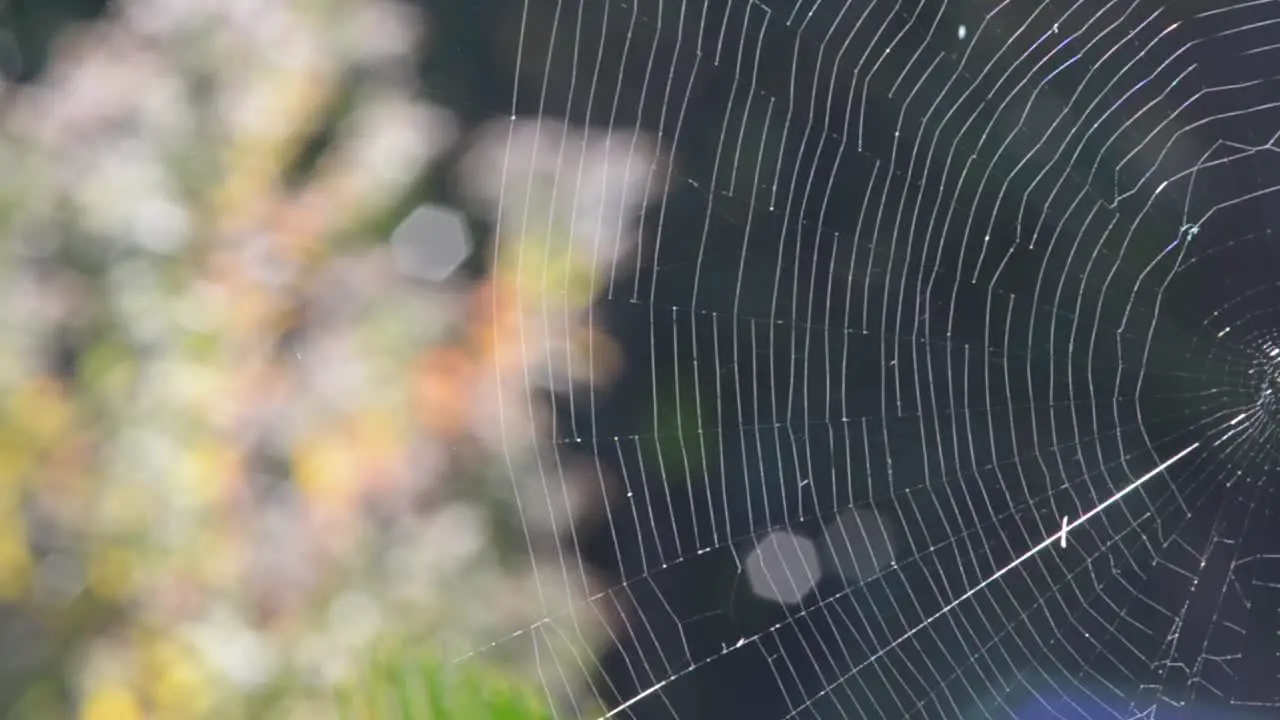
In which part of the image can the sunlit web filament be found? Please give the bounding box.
[596,443,1200,720]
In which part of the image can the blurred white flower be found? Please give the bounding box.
[74,138,189,252]
[328,590,383,649]
[343,0,426,66]
[216,42,330,141]
[187,606,280,690]
[421,503,489,573]
[461,118,668,273]
[117,0,238,39]
[14,29,189,148]
[332,92,457,210]
[106,259,171,344]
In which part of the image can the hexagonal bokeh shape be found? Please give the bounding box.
[821,507,897,584]
[390,203,471,282]
[744,531,821,605]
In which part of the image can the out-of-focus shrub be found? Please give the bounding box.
[0,0,668,717]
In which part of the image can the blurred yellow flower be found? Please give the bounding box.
[293,425,361,518]
[80,685,142,720]
[10,376,74,446]
[498,229,600,309]
[184,441,242,507]
[143,635,214,719]
[0,433,33,494]
[0,514,31,600]
[350,409,406,495]
[190,526,245,594]
[88,545,137,602]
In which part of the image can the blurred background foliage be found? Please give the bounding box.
[0,0,667,717]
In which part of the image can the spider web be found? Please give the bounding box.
[474,0,1280,718]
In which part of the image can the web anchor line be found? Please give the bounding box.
[778,442,1201,718]
[594,443,1200,720]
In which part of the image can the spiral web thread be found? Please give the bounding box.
[476,0,1280,718]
